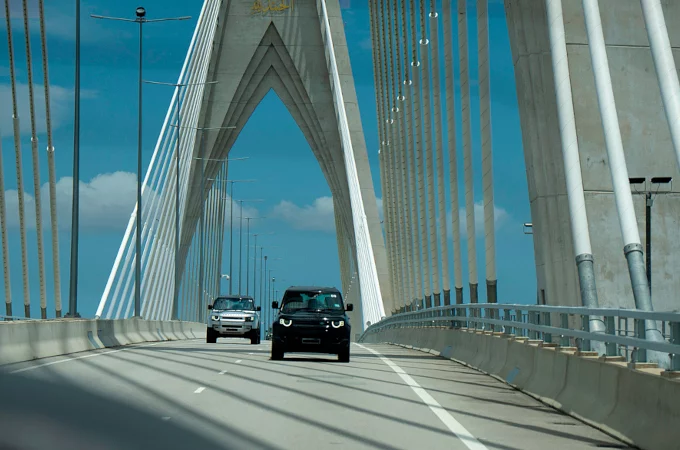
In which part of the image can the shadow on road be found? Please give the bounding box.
[0,371,243,450]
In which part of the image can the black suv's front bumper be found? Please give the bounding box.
[272,326,350,353]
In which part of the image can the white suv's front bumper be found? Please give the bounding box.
[211,321,254,335]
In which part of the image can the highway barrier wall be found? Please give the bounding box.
[360,327,680,450]
[0,318,206,366]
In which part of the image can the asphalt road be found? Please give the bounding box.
[0,339,629,450]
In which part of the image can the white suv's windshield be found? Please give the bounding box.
[213,298,255,311]
[280,292,344,313]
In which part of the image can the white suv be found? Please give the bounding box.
[207,296,261,345]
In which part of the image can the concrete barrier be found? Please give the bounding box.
[0,319,206,367]
[362,326,680,450]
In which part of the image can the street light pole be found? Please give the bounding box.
[229,182,235,294]
[234,199,264,294]
[134,10,142,318]
[629,176,672,299]
[252,232,257,298]
[91,8,190,318]
[645,191,652,293]
[67,0,82,318]
[203,178,253,295]
[244,217,267,296]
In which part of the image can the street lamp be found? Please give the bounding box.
[252,234,275,300]
[146,80,219,319]
[234,199,264,293]
[91,8,191,318]
[523,223,533,235]
[244,217,267,296]
[176,126,238,318]
[629,176,673,297]
[218,180,256,294]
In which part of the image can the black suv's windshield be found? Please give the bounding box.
[213,297,255,311]
[280,291,344,314]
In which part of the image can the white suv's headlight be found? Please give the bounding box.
[331,320,345,328]
[211,315,220,321]
[245,316,254,322]
[279,318,292,327]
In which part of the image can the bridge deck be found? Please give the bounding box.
[1,341,627,449]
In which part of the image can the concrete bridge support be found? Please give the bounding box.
[506,0,680,312]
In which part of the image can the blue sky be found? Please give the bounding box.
[0,0,535,318]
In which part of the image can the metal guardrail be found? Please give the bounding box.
[0,315,41,322]
[361,303,680,371]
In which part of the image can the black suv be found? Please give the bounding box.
[270,286,353,362]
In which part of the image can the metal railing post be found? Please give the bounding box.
[605,315,617,356]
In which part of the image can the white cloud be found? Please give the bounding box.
[376,196,384,222]
[3,171,155,232]
[378,198,510,239]
[224,193,260,222]
[269,195,512,240]
[272,196,335,232]
[0,83,97,138]
[3,171,261,233]
[2,0,130,43]
[448,201,509,238]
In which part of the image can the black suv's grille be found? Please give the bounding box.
[293,321,327,328]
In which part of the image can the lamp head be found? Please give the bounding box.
[135,6,146,17]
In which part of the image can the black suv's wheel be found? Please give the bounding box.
[206,328,217,344]
[271,342,284,360]
[338,345,350,363]
[250,329,260,345]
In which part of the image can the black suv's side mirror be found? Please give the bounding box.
[272,301,279,309]
[256,306,261,311]
[207,304,213,310]
[346,303,354,312]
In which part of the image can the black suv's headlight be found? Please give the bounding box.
[331,320,345,328]
[279,318,292,327]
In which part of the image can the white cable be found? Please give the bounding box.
[420,0,441,304]
[22,0,48,318]
[442,0,464,298]
[640,0,680,172]
[477,0,497,291]
[384,2,403,313]
[582,0,641,246]
[4,0,31,317]
[97,0,217,317]
[0,131,11,316]
[320,0,385,324]
[38,0,62,317]
[428,5,451,298]
[400,0,418,306]
[545,0,594,258]
[108,0,219,319]
[408,0,427,304]
[458,0,478,293]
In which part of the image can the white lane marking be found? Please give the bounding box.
[218,370,228,375]
[356,344,488,450]
[8,341,167,374]
[194,387,206,394]
[162,416,172,421]
[235,359,242,363]
[248,352,255,355]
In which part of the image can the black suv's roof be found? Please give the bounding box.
[284,286,341,294]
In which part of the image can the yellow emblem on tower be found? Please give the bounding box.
[251,0,293,14]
